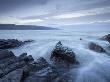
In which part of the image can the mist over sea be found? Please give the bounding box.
[0,30,110,82]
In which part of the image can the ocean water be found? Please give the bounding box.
[0,30,110,82]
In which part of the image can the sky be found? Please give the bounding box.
[0,0,110,29]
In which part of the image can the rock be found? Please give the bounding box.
[51,41,78,64]
[80,38,82,40]
[0,39,23,49]
[24,67,58,82]
[0,60,26,78]
[24,40,34,43]
[23,57,58,82]
[88,42,106,53]
[19,53,34,63]
[0,50,59,82]
[0,50,15,60]
[0,39,33,49]
[0,69,23,82]
[31,57,49,72]
[100,34,110,43]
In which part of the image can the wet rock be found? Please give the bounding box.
[0,39,23,49]
[0,69,23,82]
[0,50,58,82]
[24,40,34,43]
[88,42,106,53]
[0,60,26,78]
[0,51,35,78]
[31,57,50,72]
[0,39,33,49]
[51,41,79,64]
[100,34,110,43]
[24,67,58,82]
[80,38,82,40]
[23,57,58,82]
[0,50,15,60]
[19,53,34,63]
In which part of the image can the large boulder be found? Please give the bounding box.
[50,41,79,76]
[88,42,106,53]
[100,34,110,43]
[0,69,23,82]
[51,41,78,64]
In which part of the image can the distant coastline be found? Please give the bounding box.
[0,24,58,30]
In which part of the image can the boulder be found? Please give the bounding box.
[51,41,79,64]
[0,69,23,82]
[88,42,106,53]
[100,34,110,43]
[0,50,15,60]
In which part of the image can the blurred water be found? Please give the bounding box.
[0,30,110,82]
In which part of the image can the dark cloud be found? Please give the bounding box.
[0,0,50,15]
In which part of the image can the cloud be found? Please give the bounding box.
[0,0,110,27]
[0,16,44,25]
[51,6,110,19]
[0,0,50,16]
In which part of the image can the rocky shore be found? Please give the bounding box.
[0,34,110,82]
[0,41,79,82]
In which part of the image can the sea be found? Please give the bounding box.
[0,30,110,82]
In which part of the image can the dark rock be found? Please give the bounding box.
[0,39,23,49]
[24,40,34,43]
[80,38,82,40]
[100,34,110,43]
[88,42,106,53]
[0,69,23,82]
[0,50,15,60]
[51,41,79,64]
[0,50,59,82]
[19,57,51,82]
[24,67,58,82]
[0,39,33,49]
[0,60,26,78]
[23,57,58,82]
[19,53,34,63]
[31,57,49,72]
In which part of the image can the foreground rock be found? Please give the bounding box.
[51,41,79,64]
[88,42,106,53]
[0,69,23,82]
[0,39,33,49]
[0,42,79,82]
[100,34,110,43]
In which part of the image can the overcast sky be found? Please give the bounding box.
[0,0,110,28]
